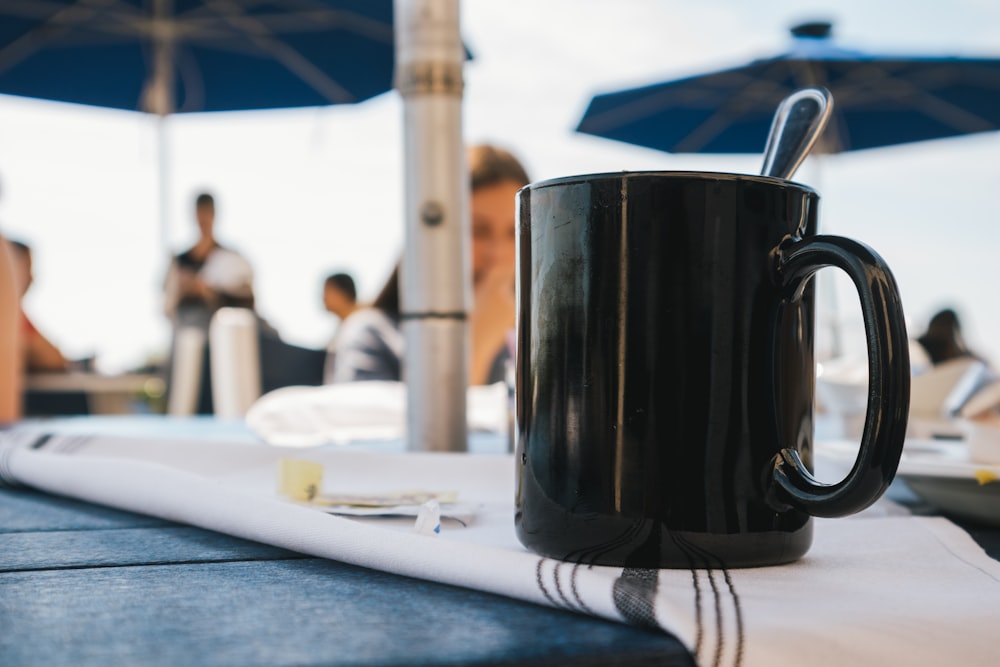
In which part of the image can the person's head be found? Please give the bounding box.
[467,144,530,284]
[918,307,972,364]
[927,308,961,338]
[323,272,358,318]
[195,192,215,239]
[7,239,31,298]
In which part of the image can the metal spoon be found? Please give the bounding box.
[760,87,834,180]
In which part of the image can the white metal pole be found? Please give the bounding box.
[157,115,171,254]
[146,0,175,258]
[394,0,469,452]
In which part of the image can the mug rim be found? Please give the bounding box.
[519,170,818,196]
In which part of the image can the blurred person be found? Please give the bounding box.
[322,272,360,383]
[0,235,22,421]
[9,239,69,373]
[162,193,278,411]
[330,266,404,382]
[917,308,983,366]
[163,192,255,331]
[323,272,359,321]
[181,249,285,415]
[332,144,530,384]
[466,143,529,385]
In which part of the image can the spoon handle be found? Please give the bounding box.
[760,87,833,180]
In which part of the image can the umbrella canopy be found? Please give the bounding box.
[0,0,395,115]
[576,22,1000,154]
[0,0,396,252]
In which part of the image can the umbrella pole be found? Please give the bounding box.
[146,0,175,258]
[814,159,843,359]
[806,156,843,360]
[395,0,469,452]
[157,114,171,256]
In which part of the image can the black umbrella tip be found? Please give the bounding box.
[790,21,833,39]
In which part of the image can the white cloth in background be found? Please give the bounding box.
[245,381,509,446]
[1,432,999,667]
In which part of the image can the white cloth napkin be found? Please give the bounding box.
[245,381,510,446]
[2,430,1000,667]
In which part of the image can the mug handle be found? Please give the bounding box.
[765,235,910,518]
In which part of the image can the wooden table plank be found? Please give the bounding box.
[0,526,300,572]
[0,558,693,667]
[0,476,693,667]
[0,487,169,533]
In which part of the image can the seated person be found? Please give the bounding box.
[917,308,983,366]
[329,266,404,383]
[322,272,360,383]
[324,273,359,321]
[0,236,22,421]
[9,239,68,373]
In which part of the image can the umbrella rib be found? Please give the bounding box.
[911,90,1000,135]
[223,0,394,42]
[163,0,392,43]
[655,62,797,152]
[0,0,141,74]
[581,66,798,152]
[581,82,739,137]
[785,58,845,152]
[675,74,794,152]
[201,0,372,104]
[0,0,395,108]
[834,61,1000,135]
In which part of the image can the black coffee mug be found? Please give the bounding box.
[514,172,910,568]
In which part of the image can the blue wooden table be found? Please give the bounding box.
[4,417,1000,667]
[0,418,695,667]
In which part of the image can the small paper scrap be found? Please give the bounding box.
[312,490,458,508]
[974,469,999,486]
[413,500,442,536]
[277,458,324,501]
[275,458,472,526]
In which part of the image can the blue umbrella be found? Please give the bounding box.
[0,0,396,248]
[0,0,395,114]
[576,22,1000,154]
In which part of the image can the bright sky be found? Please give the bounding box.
[1,0,998,373]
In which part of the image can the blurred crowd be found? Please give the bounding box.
[0,143,529,420]
[0,141,992,423]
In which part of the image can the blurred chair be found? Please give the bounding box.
[23,387,90,416]
[189,308,327,418]
[166,327,207,416]
[258,335,326,393]
[209,307,261,419]
[817,353,994,440]
[910,357,991,422]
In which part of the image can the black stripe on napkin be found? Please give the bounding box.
[612,566,661,631]
[0,442,15,485]
[611,521,663,631]
[672,532,744,667]
[28,433,54,450]
[569,562,595,615]
[535,558,566,610]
